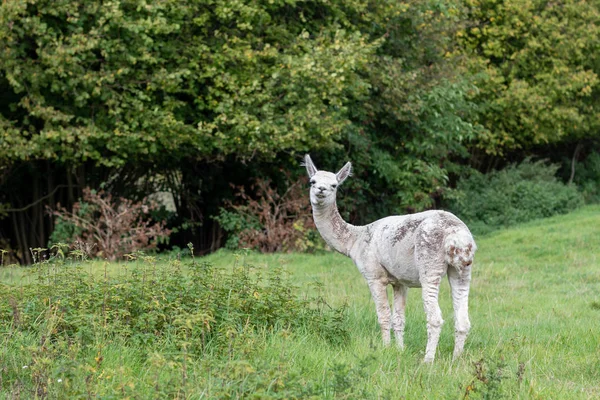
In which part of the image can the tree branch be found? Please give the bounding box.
[4,185,72,213]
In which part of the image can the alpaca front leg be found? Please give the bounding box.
[422,282,444,363]
[392,284,408,349]
[368,280,392,346]
[448,266,472,360]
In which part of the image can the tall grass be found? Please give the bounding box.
[1,205,599,398]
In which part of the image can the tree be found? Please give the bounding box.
[0,0,379,167]
[335,0,485,212]
[0,0,496,261]
[0,0,379,261]
[459,0,600,155]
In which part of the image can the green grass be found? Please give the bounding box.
[1,205,600,398]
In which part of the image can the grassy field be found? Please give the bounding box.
[1,205,599,399]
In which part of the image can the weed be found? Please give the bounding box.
[0,247,349,397]
[463,355,528,400]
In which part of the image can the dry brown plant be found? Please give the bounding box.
[50,188,171,261]
[231,177,316,253]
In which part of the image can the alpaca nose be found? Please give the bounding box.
[318,186,326,192]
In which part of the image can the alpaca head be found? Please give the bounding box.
[303,154,352,208]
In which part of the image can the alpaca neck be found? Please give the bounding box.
[312,203,362,256]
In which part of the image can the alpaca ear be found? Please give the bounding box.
[303,154,318,178]
[336,161,352,184]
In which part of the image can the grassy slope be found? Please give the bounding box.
[1,205,599,398]
[199,205,600,398]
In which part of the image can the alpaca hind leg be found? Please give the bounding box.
[392,283,408,349]
[448,266,471,360]
[422,282,443,363]
[368,280,392,346]
[415,222,446,362]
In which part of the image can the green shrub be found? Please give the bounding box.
[0,250,348,353]
[448,159,584,234]
[49,215,84,246]
[214,208,260,250]
[0,249,351,397]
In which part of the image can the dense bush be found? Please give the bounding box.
[448,159,584,234]
[0,249,348,350]
[0,249,352,397]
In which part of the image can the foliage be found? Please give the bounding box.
[336,1,487,213]
[0,248,350,397]
[49,188,171,261]
[215,176,325,253]
[460,0,600,154]
[214,208,259,250]
[0,0,487,257]
[352,78,485,212]
[0,0,378,166]
[447,158,584,234]
[0,250,348,350]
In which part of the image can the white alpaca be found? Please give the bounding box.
[304,155,477,363]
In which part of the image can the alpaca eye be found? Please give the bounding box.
[331,184,337,189]
[310,180,316,186]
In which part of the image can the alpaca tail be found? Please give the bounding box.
[444,229,477,276]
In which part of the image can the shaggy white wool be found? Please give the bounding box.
[304,154,477,363]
